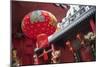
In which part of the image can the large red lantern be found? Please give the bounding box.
[21,10,57,40]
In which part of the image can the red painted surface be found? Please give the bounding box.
[89,18,96,33]
[80,46,93,62]
[60,47,75,63]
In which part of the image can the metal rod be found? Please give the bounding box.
[38,49,52,58]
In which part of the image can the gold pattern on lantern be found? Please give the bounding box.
[48,12,57,27]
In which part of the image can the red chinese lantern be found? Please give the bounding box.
[21,10,57,40]
[36,33,49,48]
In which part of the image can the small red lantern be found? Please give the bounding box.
[36,33,48,48]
